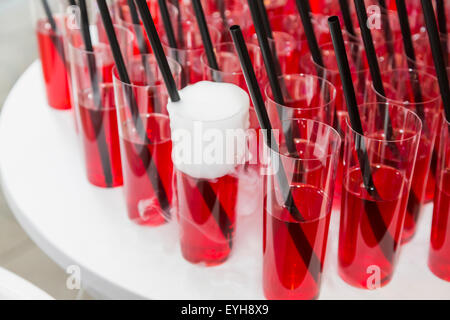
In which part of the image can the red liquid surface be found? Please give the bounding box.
[78,85,123,188]
[339,165,408,289]
[402,139,433,243]
[36,19,71,110]
[429,169,450,281]
[263,184,331,300]
[120,117,173,226]
[177,171,238,266]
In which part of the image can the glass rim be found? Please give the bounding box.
[264,73,337,111]
[269,118,342,162]
[199,41,260,75]
[121,113,172,145]
[112,54,182,89]
[373,68,442,106]
[345,102,423,143]
[160,22,222,51]
[309,40,389,75]
[67,24,135,56]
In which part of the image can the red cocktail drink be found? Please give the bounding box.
[263,119,341,300]
[338,103,421,288]
[177,170,239,265]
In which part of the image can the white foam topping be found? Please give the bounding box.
[167,81,250,180]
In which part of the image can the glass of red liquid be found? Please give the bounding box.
[263,118,341,300]
[113,54,182,225]
[428,115,450,281]
[68,25,133,188]
[200,42,265,94]
[371,69,441,243]
[339,103,422,289]
[264,74,337,128]
[160,20,221,87]
[172,105,248,266]
[31,0,72,110]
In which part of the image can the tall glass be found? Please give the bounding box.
[114,0,179,54]
[339,103,422,289]
[265,74,336,129]
[68,25,133,187]
[161,20,221,87]
[113,54,182,225]
[31,0,71,110]
[263,119,341,300]
[428,115,450,281]
[371,69,441,243]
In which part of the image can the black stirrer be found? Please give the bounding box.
[436,0,448,66]
[354,0,396,140]
[135,0,234,246]
[40,0,66,60]
[247,0,299,157]
[78,0,114,186]
[191,0,221,81]
[230,25,322,283]
[329,16,396,261]
[295,0,324,69]
[295,0,341,132]
[378,0,396,69]
[338,0,356,38]
[254,0,286,81]
[96,0,171,213]
[158,0,186,86]
[68,0,77,5]
[126,0,160,111]
[395,0,425,120]
[422,0,450,123]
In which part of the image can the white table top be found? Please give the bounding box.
[0,61,449,300]
[0,267,52,300]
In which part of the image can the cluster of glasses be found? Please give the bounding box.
[31,0,450,300]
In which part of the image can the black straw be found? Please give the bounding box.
[295,0,324,68]
[436,0,448,66]
[338,0,356,37]
[395,0,425,120]
[378,0,396,68]
[135,0,180,102]
[422,0,450,123]
[230,24,321,283]
[40,0,66,59]
[96,0,171,211]
[191,0,221,81]
[329,16,396,261]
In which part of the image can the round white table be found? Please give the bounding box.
[0,267,53,300]
[0,61,449,299]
